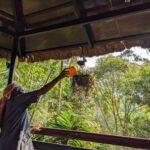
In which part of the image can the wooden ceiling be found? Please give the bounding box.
[0,0,150,61]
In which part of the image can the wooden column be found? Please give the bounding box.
[7,37,18,84]
[14,0,26,56]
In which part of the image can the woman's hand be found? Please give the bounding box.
[59,68,70,78]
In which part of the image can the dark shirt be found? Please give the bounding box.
[0,92,38,150]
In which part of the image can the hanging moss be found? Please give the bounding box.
[72,73,96,97]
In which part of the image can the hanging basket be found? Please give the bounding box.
[72,73,96,96]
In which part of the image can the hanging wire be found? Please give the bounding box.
[77,47,87,68]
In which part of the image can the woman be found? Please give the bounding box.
[0,68,69,150]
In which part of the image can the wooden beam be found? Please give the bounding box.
[94,32,150,45]
[26,42,87,54]
[0,26,16,36]
[73,0,95,48]
[86,0,147,14]
[0,16,15,27]
[0,9,15,35]
[19,3,150,37]
[33,141,89,150]
[26,32,150,55]
[13,0,24,32]
[13,0,26,56]
[24,1,147,30]
[0,9,14,20]
[25,12,75,29]
[24,2,108,29]
[0,46,11,52]
[25,1,73,18]
[31,127,150,149]
[7,37,18,84]
[25,0,133,19]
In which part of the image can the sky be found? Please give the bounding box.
[85,47,150,68]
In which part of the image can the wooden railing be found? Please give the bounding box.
[33,141,90,150]
[31,127,150,149]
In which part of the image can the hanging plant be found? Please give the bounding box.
[72,72,96,97]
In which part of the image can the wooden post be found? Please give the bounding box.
[13,0,26,57]
[7,37,18,84]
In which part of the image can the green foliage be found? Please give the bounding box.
[48,103,89,131]
[130,113,150,137]
[0,59,8,97]
[93,55,150,138]
[95,56,128,78]
[0,51,150,150]
[42,103,90,145]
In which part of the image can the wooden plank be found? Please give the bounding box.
[26,42,87,54]
[19,3,150,37]
[24,2,110,29]
[0,27,16,36]
[0,46,11,52]
[0,16,15,27]
[0,11,14,37]
[25,1,73,18]
[26,32,150,55]
[25,13,75,29]
[33,141,90,150]
[31,127,150,149]
[0,10,14,19]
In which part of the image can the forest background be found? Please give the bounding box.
[0,48,150,150]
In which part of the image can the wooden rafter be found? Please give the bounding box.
[19,3,150,37]
[25,1,73,18]
[26,32,150,55]
[25,12,75,29]
[0,9,14,20]
[0,46,11,51]
[73,0,95,48]
[0,26,15,35]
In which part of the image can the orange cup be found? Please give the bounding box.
[69,66,77,77]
